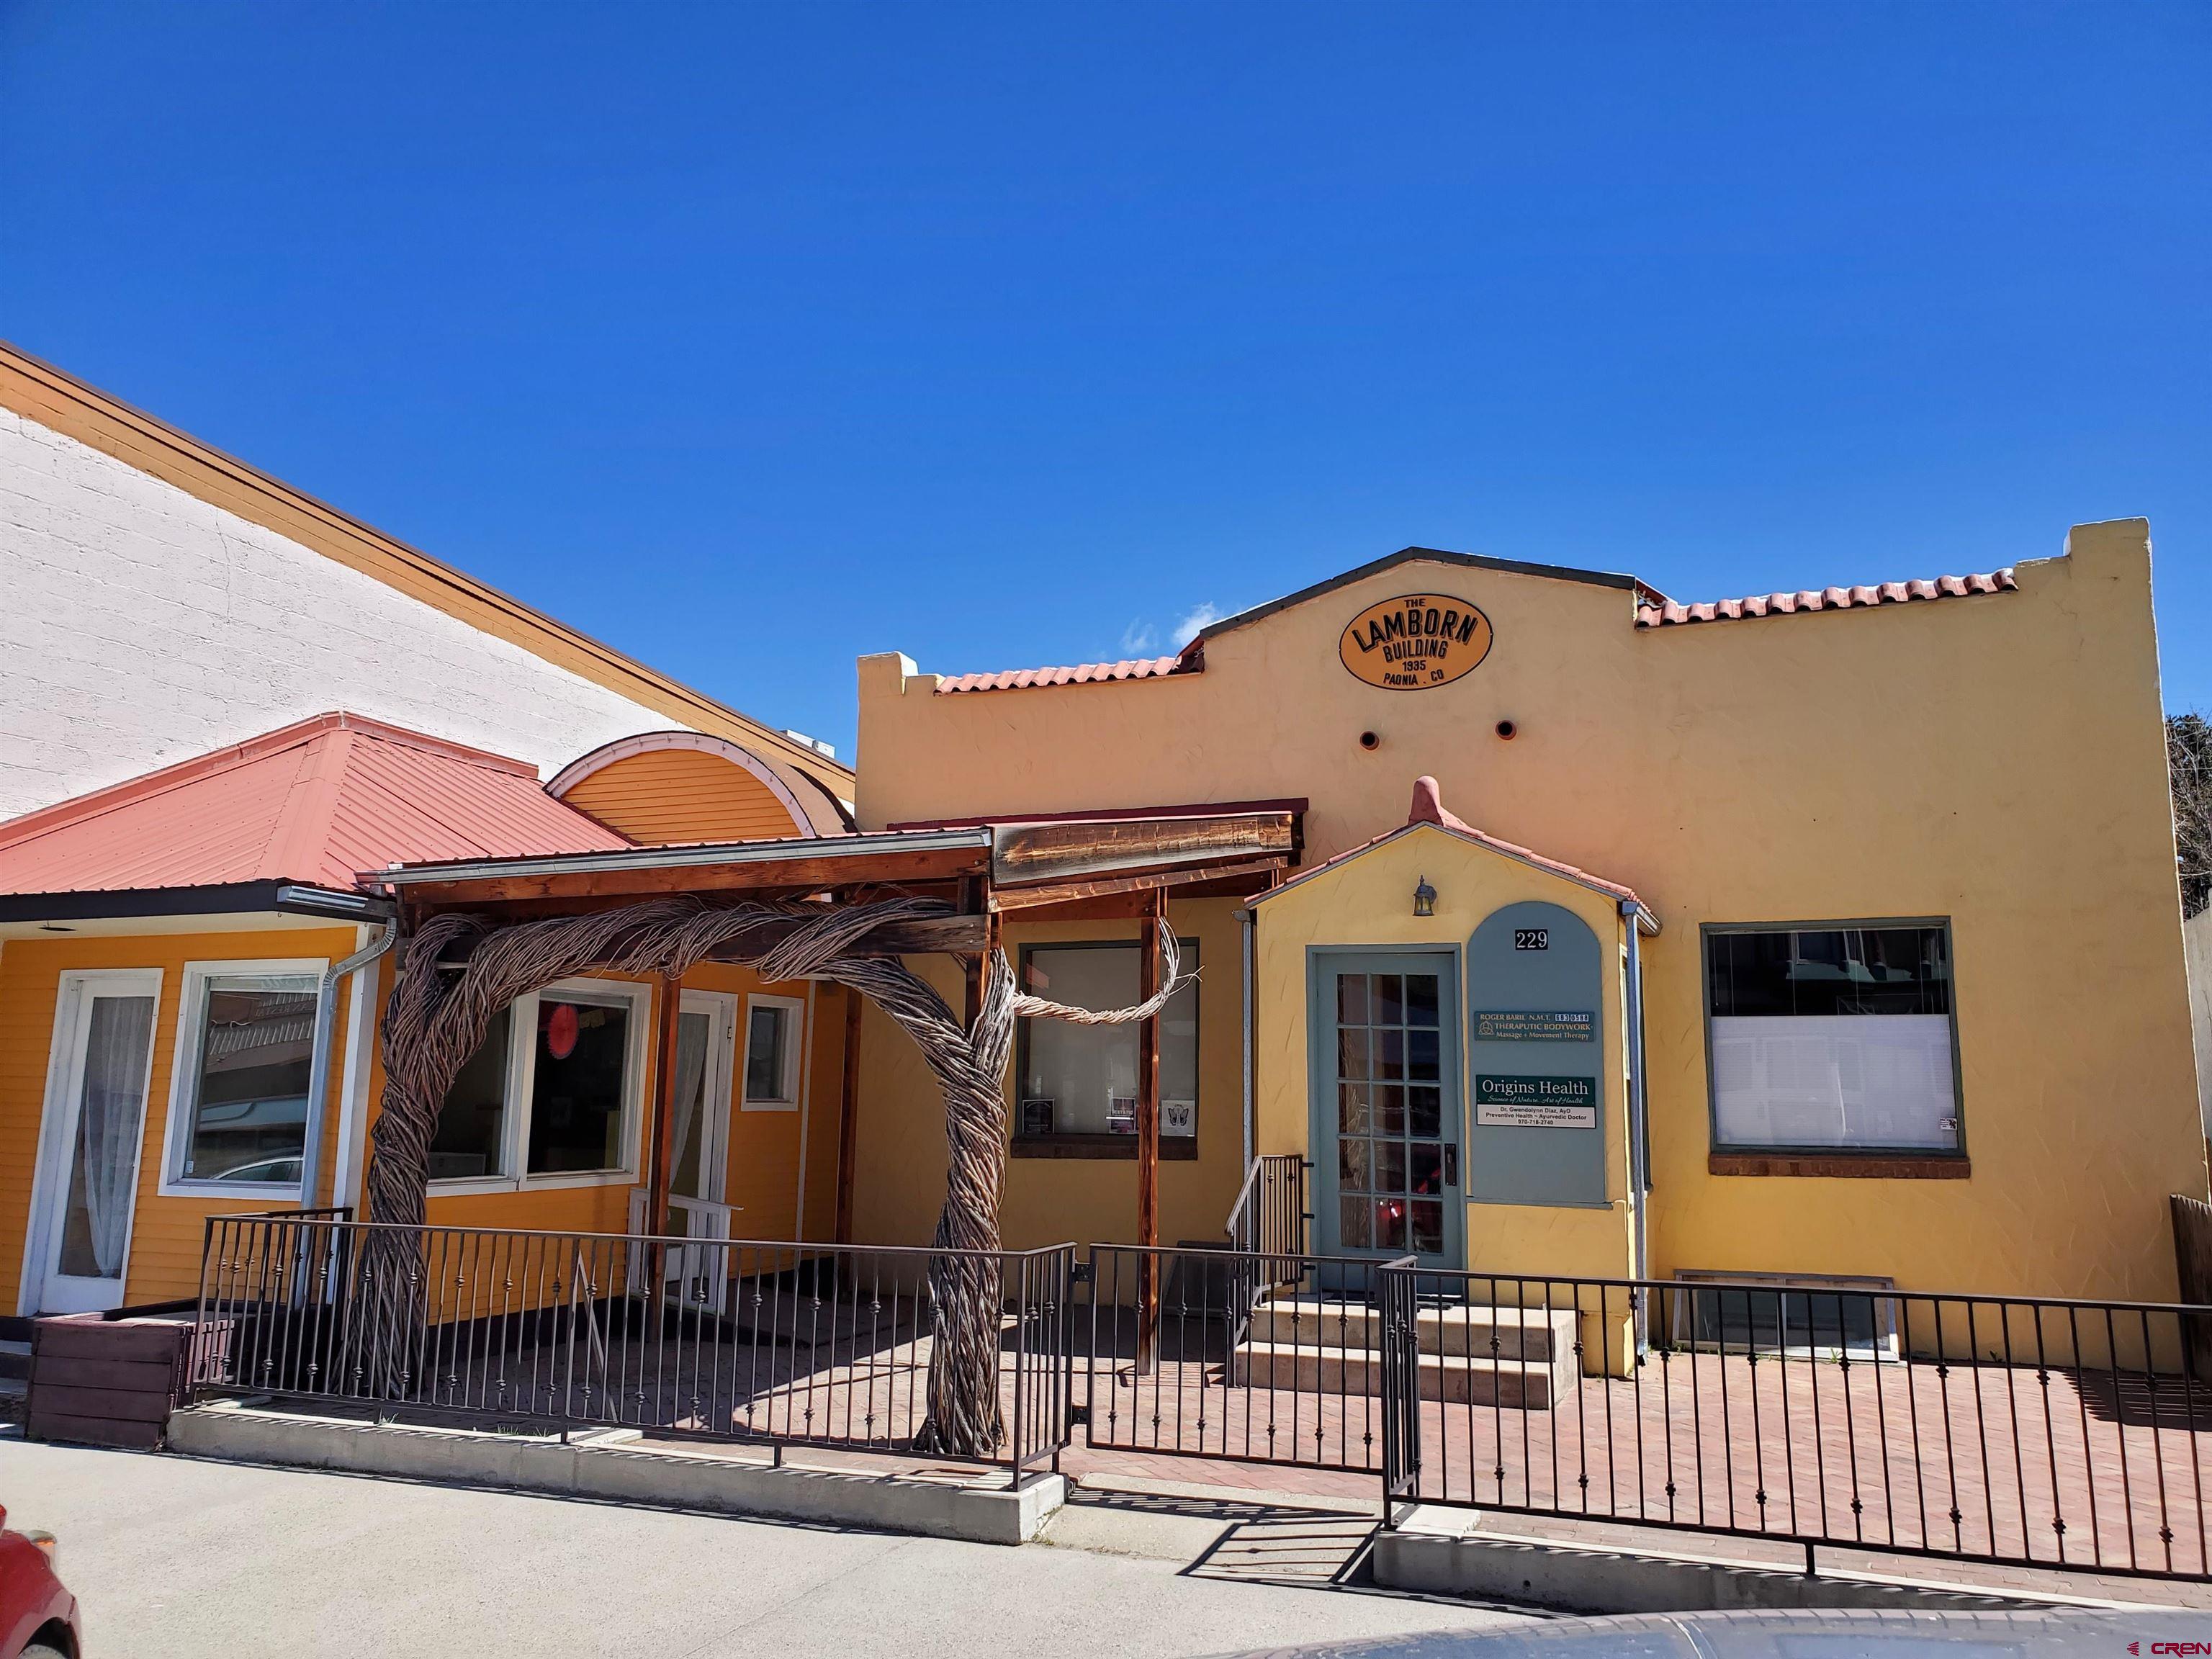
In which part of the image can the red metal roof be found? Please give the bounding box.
[935,655,1190,695]
[1637,568,2016,628]
[0,713,631,896]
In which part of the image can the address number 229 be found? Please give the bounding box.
[1514,929,1550,951]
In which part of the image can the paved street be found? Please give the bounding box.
[0,1439,1528,1658]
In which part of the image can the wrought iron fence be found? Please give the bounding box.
[1382,1267,2212,1580]
[1225,1154,1310,1289]
[1079,1245,2212,1581]
[194,1218,2212,1579]
[192,1213,1074,1484]
[1084,1246,1401,1468]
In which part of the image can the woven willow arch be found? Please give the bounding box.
[362,894,1184,1457]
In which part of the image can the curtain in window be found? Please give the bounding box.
[71,994,156,1277]
[670,1012,711,1197]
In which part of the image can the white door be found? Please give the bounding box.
[661,990,738,1304]
[670,990,737,1214]
[27,971,163,1314]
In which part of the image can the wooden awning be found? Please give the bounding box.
[367,807,1297,931]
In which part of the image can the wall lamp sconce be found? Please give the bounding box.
[1413,876,1437,918]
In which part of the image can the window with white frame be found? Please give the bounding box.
[1705,923,1961,1155]
[428,979,649,1187]
[741,994,804,1110]
[163,961,325,1192]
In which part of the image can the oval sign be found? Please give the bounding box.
[1339,594,1493,691]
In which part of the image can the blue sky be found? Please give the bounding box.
[4,2,2206,757]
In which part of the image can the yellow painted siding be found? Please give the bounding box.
[849,900,1246,1254]
[557,749,803,845]
[1,925,361,1312]
[1,933,852,1313]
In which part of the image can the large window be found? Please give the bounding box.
[428,980,649,1189]
[1705,923,1961,1156]
[163,962,325,1192]
[1015,940,1199,1152]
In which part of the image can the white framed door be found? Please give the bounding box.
[661,990,738,1304]
[24,970,163,1314]
[670,990,737,1211]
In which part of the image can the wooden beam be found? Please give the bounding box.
[432,909,989,968]
[647,974,683,1236]
[397,845,985,909]
[992,813,1295,889]
[989,855,1287,912]
[833,986,863,1245]
[1136,888,1164,1374]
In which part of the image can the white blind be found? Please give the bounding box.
[1711,1013,1958,1151]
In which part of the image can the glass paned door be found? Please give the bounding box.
[1311,953,1462,1269]
[35,974,161,1313]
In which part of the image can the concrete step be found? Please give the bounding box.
[1247,1299,1580,1364]
[0,1339,29,1382]
[1227,1339,1576,1410]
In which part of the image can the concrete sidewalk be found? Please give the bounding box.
[0,1439,1529,1658]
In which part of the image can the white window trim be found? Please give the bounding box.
[157,958,329,1200]
[20,968,165,1317]
[740,993,806,1112]
[427,976,652,1193]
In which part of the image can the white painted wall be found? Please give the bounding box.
[2187,906,2212,1138]
[1,408,685,817]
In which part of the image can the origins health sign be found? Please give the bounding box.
[1339,594,1493,691]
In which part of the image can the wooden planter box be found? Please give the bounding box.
[25,1308,229,1451]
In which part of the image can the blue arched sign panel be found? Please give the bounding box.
[1465,900,1608,1208]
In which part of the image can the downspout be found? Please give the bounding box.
[1621,899,1652,1351]
[1238,906,1256,1177]
[300,920,398,1212]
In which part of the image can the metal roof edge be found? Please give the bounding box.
[0,879,392,924]
[371,826,993,886]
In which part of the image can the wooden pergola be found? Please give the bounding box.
[359,806,1298,1453]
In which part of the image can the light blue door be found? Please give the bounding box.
[1309,951,1463,1269]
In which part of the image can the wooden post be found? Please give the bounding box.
[832,986,864,1246]
[648,973,683,1236]
[645,972,683,1330]
[1137,889,1164,1372]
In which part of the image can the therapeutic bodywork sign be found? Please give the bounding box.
[1465,901,1609,1206]
[1473,1010,1595,1043]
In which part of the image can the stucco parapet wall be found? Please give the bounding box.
[165,1401,1063,1545]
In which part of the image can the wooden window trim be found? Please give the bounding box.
[1708,1151,1970,1180]
[1010,1133,1200,1161]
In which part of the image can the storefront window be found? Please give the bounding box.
[429,1006,512,1179]
[174,972,319,1184]
[425,981,645,1186]
[1017,940,1199,1146]
[1706,924,1960,1154]
[525,992,634,1174]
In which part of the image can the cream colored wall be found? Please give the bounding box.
[1253,825,1635,1282]
[854,520,2207,1300]
[848,899,1247,1254]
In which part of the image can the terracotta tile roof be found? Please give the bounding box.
[1637,568,2016,628]
[935,655,1190,695]
[0,712,630,896]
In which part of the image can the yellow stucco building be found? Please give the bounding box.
[848,523,2205,1305]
